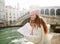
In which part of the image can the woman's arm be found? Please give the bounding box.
[17,23,29,35]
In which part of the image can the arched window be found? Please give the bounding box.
[56,9,60,15]
[45,9,49,15]
[41,9,44,14]
[50,9,55,15]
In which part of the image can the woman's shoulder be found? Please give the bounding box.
[24,22,30,26]
[26,22,30,25]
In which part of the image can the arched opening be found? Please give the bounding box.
[56,9,60,15]
[50,9,55,15]
[45,9,49,15]
[41,9,44,14]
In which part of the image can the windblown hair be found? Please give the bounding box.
[30,15,49,34]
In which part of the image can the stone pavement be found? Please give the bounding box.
[50,33,60,44]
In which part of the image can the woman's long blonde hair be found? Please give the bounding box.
[30,10,49,34]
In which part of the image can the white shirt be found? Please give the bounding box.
[17,22,50,44]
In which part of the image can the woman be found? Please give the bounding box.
[17,9,50,44]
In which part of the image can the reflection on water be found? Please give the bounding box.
[10,38,35,44]
[0,27,24,44]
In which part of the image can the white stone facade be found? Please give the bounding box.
[5,6,21,25]
[0,0,5,22]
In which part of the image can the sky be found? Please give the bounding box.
[5,0,60,10]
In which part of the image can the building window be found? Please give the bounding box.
[0,13,1,19]
[10,12,11,15]
[9,17,11,18]
[28,11,30,14]
[17,13,18,16]
[6,22,8,26]
[50,9,55,15]
[13,20,16,22]
[41,9,44,14]
[56,9,60,15]
[10,20,12,24]
[14,13,15,15]
[3,15,5,19]
[14,17,15,18]
[6,12,8,18]
[14,13,15,17]
[45,9,49,15]
[6,12,7,15]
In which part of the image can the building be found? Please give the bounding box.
[5,6,21,25]
[30,6,60,16]
[20,8,29,16]
[0,0,5,27]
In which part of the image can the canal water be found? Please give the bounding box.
[0,26,57,44]
[0,27,24,44]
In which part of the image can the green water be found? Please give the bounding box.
[0,27,24,44]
